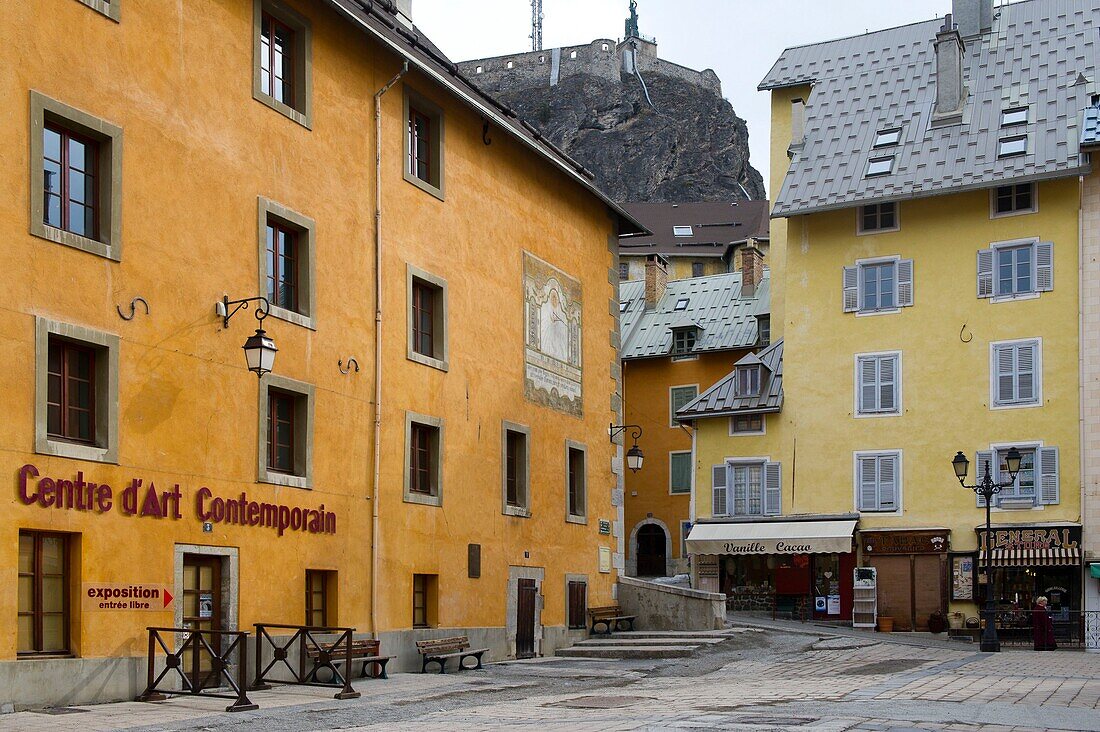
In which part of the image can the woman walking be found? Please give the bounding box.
[1032,596,1057,651]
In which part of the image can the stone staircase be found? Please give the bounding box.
[555,629,737,659]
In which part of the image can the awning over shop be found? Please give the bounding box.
[978,545,1081,567]
[686,520,856,555]
[1091,563,1100,579]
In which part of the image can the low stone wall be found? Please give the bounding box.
[0,655,152,712]
[617,575,726,631]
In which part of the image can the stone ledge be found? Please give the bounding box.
[618,574,725,601]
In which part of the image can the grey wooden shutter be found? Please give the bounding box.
[858,456,877,511]
[843,266,859,312]
[711,464,727,516]
[1035,241,1054,292]
[896,259,914,307]
[1017,342,1036,403]
[993,344,1015,405]
[763,462,782,515]
[858,356,878,413]
[1038,446,1059,504]
[977,248,994,298]
[878,454,898,510]
[975,450,993,506]
[879,356,897,412]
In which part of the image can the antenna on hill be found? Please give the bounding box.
[530,0,544,51]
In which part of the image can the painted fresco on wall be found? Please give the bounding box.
[524,252,583,416]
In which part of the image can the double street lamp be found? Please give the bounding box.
[951,447,1022,653]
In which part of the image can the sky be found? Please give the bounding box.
[413,0,952,196]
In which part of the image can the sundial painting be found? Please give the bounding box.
[523,252,583,416]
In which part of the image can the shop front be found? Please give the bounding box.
[860,528,949,631]
[686,517,857,621]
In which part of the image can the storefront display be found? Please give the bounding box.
[861,529,949,631]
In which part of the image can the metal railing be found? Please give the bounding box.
[251,623,360,699]
[992,610,1096,649]
[138,627,257,712]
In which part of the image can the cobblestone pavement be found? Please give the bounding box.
[5,625,1099,731]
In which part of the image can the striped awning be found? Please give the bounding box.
[978,545,1081,567]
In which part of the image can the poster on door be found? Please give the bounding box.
[198,592,214,619]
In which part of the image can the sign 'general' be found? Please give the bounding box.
[17,463,337,537]
[977,525,1080,551]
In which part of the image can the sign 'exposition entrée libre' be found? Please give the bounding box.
[16,463,337,536]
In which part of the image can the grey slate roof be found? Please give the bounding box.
[677,339,784,420]
[619,201,770,260]
[759,0,1098,217]
[619,271,769,360]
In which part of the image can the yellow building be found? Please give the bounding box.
[620,253,769,577]
[1,0,643,709]
[684,0,1088,635]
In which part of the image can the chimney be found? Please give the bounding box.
[933,14,966,121]
[952,0,993,37]
[790,98,806,148]
[644,254,668,310]
[740,245,764,297]
[394,0,413,28]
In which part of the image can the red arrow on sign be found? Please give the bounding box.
[163,589,174,608]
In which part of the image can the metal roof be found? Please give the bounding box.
[759,0,1098,217]
[676,339,784,419]
[619,201,770,259]
[619,271,769,360]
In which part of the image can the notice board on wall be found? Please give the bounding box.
[952,554,974,600]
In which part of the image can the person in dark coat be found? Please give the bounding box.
[1032,596,1057,651]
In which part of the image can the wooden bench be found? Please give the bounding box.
[588,605,637,635]
[415,635,488,673]
[305,638,395,681]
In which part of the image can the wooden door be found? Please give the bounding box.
[516,578,536,659]
[182,555,222,688]
[869,556,912,630]
[637,524,667,577]
[912,554,943,631]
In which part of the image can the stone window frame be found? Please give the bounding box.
[404,411,444,507]
[252,0,313,129]
[35,317,120,464]
[257,373,314,489]
[402,86,446,201]
[74,0,120,22]
[565,439,587,524]
[406,263,449,371]
[258,197,316,329]
[29,91,124,261]
[501,420,531,518]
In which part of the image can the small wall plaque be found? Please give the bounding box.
[598,519,611,535]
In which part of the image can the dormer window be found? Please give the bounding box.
[866,156,894,177]
[674,298,689,311]
[671,328,696,356]
[1001,107,1028,127]
[673,225,693,237]
[619,301,629,313]
[998,136,1027,158]
[873,128,901,147]
[736,365,761,397]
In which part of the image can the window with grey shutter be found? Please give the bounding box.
[1037,446,1059,505]
[981,241,1054,300]
[670,386,698,426]
[896,259,913,306]
[843,266,859,312]
[975,450,993,506]
[711,464,727,516]
[991,340,1039,407]
[670,452,692,494]
[994,447,1037,505]
[857,354,899,415]
[1035,241,1053,291]
[845,260,913,313]
[857,453,899,512]
[763,462,782,516]
[977,248,994,298]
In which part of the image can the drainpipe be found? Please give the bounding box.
[371,61,408,637]
[631,44,655,109]
[1079,175,1087,540]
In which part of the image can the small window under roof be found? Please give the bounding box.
[866,156,894,177]
[619,301,629,313]
[873,128,901,147]
[674,298,689,311]
[1001,107,1028,127]
[673,225,693,237]
[998,135,1027,158]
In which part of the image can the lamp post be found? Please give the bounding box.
[951,447,1022,653]
[609,423,645,472]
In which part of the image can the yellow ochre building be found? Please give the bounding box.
[1,0,645,708]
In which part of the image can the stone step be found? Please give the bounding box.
[573,637,722,646]
[556,645,699,659]
[602,630,736,640]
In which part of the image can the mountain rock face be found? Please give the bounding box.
[464,66,765,204]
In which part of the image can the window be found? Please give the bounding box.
[674,298,689,311]
[619,301,629,313]
[506,60,514,69]
[669,451,692,494]
[858,202,898,233]
[757,315,771,346]
[730,414,764,434]
[475,65,483,74]
[253,1,312,127]
[18,531,70,655]
[259,375,314,488]
[712,461,781,517]
[991,339,1040,408]
[412,574,437,628]
[403,89,444,198]
[671,328,696,356]
[569,50,577,59]
[691,261,705,277]
[976,445,1060,507]
[619,262,630,280]
[673,225,693,237]
[866,156,894,177]
[259,198,315,327]
[305,570,329,627]
[30,92,123,260]
[998,135,1027,158]
[404,412,443,506]
[1001,107,1028,127]
[669,385,698,426]
[36,319,119,464]
[567,580,587,629]
[856,353,900,416]
[855,452,900,512]
[566,442,586,521]
[978,240,1052,300]
[873,128,901,147]
[843,258,913,314]
[406,265,448,371]
[502,422,530,515]
[992,183,1035,216]
[74,0,120,21]
[266,220,299,313]
[735,366,761,397]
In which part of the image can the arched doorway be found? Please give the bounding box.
[636,524,668,577]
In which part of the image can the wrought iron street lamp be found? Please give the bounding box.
[951,447,1022,653]
[609,423,645,473]
[218,295,278,378]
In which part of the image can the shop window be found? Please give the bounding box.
[259,375,314,488]
[855,451,900,512]
[990,339,1041,408]
[253,0,313,127]
[406,265,448,371]
[669,385,698,426]
[669,451,692,494]
[403,88,445,199]
[566,442,586,521]
[856,352,901,416]
[858,202,898,233]
[729,414,764,435]
[404,412,443,506]
[74,0,120,21]
[842,257,914,314]
[259,198,316,328]
[712,461,781,517]
[30,91,123,260]
[305,570,333,627]
[18,531,71,655]
[978,239,1052,301]
[991,183,1036,217]
[412,574,437,628]
[567,580,587,629]
[502,422,530,516]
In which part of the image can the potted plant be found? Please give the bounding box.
[877,616,894,632]
[928,611,947,634]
